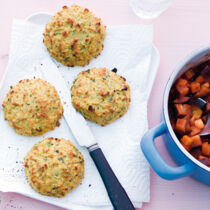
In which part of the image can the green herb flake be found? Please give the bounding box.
[64,57,69,62]
[86,69,90,73]
[46,142,52,147]
[58,157,64,163]
[73,79,77,84]
[109,96,113,102]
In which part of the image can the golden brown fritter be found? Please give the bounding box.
[2,78,63,136]
[71,68,130,125]
[24,137,84,197]
[43,5,106,67]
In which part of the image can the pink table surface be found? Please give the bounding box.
[0,0,210,209]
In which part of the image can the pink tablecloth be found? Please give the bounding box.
[0,0,210,209]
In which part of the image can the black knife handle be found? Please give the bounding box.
[89,145,135,210]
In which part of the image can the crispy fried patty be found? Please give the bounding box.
[43,5,106,67]
[2,78,63,136]
[71,68,130,125]
[24,137,84,197]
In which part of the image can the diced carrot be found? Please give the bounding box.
[190,81,200,93]
[194,119,205,130]
[191,135,202,148]
[181,135,193,146]
[184,69,195,80]
[190,116,196,125]
[185,120,192,133]
[176,78,188,86]
[175,78,189,96]
[177,86,189,96]
[183,144,191,151]
[190,125,201,136]
[202,81,209,88]
[202,142,210,156]
[184,115,191,133]
[176,118,187,133]
[204,82,209,87]
[195,82,210,97]
[196,75,204,83]
[175,104,191,116]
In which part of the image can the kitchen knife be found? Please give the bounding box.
[39,58,135,210]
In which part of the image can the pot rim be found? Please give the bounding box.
[163,45,210,173]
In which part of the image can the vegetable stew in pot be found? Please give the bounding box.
[169,60,210,167]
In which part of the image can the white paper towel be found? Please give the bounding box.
[0,19,153,209]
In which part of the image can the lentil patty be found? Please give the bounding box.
[43,5,106,67]
[71,67,130,125]
[2,78,63,136]
[24,137,84,197]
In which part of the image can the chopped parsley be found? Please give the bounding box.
[64,57,69,62]
[46,142,53,147]
[58,157,64,163]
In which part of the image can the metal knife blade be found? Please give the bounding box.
[38,57,135,210]
[38,57,97,148]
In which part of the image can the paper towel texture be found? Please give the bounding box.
[0,19,153,209]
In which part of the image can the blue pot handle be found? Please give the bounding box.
[141,122,195,180]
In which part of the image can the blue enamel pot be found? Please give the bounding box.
[141,46,210,185]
